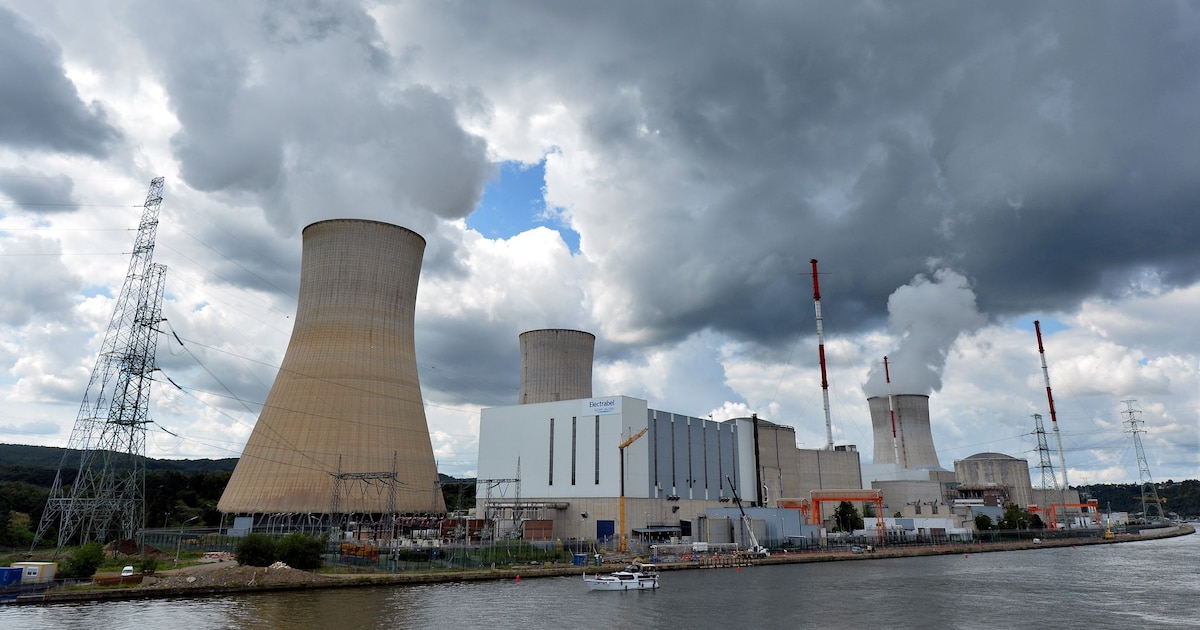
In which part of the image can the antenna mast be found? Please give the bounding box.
[810,259,834,450]
[1122,400,1165,522]
[33,178,168,554]
[1034,321,1070,489]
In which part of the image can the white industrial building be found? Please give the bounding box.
[476,394,759,544]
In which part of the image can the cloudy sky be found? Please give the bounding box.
[1,1,1197,487]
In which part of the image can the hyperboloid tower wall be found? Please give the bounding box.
[518,329,595,404]
[219,219,446,515]
[867,394,941,469]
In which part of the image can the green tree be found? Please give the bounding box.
[974,514,993,531]
[276,533,325,570]
[61,541,106,578]
[139,555,159,575]
[833,501,864,532]
[235,533,277,567]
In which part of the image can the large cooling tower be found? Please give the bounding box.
[219,219,446,515]
[518,329,595,403]
[867,394,941,469]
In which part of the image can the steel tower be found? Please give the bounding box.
[1122,400,1165,522]
[1031,413,1059,493]
[33,178,168,553]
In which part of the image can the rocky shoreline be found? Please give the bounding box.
[11,524,1193,606]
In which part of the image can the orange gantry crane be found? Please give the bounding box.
[618,427,649,552]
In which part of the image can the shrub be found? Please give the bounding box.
[139,555,159,574]
[61,541,106,578]
[276,533,324,570]
[235,533,277,567]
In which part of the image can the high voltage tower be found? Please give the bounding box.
[1122,400,1165,522]
[33,178,168,555]
[1031,413,1060,492]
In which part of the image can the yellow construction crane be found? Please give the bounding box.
[618,427,649,553]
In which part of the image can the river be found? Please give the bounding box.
[4,533,1197,629]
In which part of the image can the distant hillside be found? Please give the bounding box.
[0,443,238,477]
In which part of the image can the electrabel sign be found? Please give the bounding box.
[584,397,621,415]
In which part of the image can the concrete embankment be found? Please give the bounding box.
[11,524,1193,605]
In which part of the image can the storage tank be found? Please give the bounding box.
[518,329,595,404]
[219,219,446,515]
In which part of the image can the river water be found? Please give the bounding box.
[5,533,1198,629]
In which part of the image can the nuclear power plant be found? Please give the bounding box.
[219,219,445,524]
[215,227,1075,547]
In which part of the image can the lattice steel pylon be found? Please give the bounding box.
[1032,413,1059,492]
[1122,400,1165,522]
[33,178,168,554]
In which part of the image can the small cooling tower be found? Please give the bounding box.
[219,219,446,515]
[867,394,941,469]
[518,329,595,404]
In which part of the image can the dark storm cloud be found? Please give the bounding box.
[408,2,1200,351]
[416,316,521,407]
[0,6,122,157]
[133,0,492,237]
[0,235,78,326]
[0,170,79,213]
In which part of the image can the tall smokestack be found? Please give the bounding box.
[219,219,446,515]
[1034,320,1070,488]
[518,329,595,403]
[867,394,940,469]
[811,259,834,450]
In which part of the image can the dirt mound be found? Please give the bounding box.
[143,563,334,590]
[104,539,165,557]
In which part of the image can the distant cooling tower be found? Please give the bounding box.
[518,329,595,404]
[219,219,446,515]
[867,394,941,469]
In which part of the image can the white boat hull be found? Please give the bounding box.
[583,563,660,591]
[583,575,659,591]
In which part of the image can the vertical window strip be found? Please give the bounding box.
[594,416,601,484]
[548,417,554,486]
[571,416,577,485]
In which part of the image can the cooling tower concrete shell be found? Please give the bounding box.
[219,219,446,515]
[518,329,595,404]
[867,394,941,469]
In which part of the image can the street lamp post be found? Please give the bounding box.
[176,516,200,566]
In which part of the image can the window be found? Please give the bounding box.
[548,417,554,485]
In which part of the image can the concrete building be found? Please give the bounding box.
[954,452,1035,508]
[796,446,863,497]
[476,396,751,543]
[519,329,595,404]
[219,219,446,517]
[867,395,942,469]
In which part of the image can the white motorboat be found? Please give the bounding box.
[582,562,660,591]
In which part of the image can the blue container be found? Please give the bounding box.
[0,567,22,587]
[572,553,587,566]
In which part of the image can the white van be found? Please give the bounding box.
[121,565,135,577]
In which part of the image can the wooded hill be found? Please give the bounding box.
[0,443,476,549]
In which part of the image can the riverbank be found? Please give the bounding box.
[10,524,1193,605]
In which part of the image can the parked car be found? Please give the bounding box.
[121,566,135,577]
